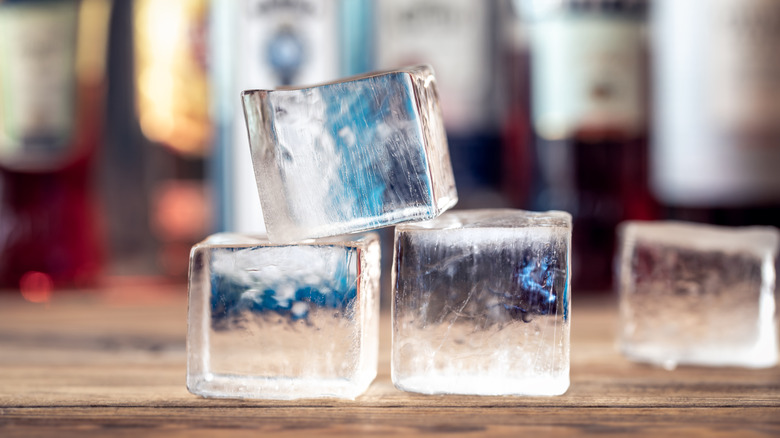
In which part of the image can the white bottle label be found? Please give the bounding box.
[530,7,646,140]
[652,0,780,206]
[223,0,340,233]
[241,0,339,87]
[0,2,79,169]
[375,0,493,133]
[709,0,780,136]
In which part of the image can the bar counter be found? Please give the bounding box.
[1,283,778,437]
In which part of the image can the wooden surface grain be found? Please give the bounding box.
[0,284,778,437]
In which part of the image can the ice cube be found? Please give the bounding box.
[392,209,572,396]
[617,221,779,369]
[242,65,458,243]
[187,232,380,399]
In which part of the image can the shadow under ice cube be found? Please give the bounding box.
[241,65,457,243]
[392,209,572,396]
[617,221,779,369]
[187,233,380,399]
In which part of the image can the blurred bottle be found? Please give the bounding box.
[211,0,373,234]
[526,0,655,291]
[652,0,780,226]
[0,0,111,292]
[375,0,503,207]
[132,0,213,278]
[500,0,533,209]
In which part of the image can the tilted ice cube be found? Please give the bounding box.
[617,221,779,369]
[242,65,458,243]
[392,209,572,396]
[187,233,380,400]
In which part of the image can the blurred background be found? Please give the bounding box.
[0,0,778,303]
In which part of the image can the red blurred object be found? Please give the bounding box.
[0,83,105,290]
[0,0,110,291]
[19,271,54,303]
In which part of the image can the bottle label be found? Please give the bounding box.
[709,0,780,136]
[0,2,79,169]
[242,0,339,87]
[652,0,780,206]
[224,0,340,233]
[375,0,494,133]
[530,5,646,139]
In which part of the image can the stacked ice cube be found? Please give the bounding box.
[241,65,457,243]
[187,233,380,399]
[187,65,575,400]
[392,209,572,396]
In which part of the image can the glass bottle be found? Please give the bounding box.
[131,0,213,277]
[211,0,373,234]
[500,0,533,209]
[374,0,503,206]
[652,0,780,226]
[526,0,656,291]
[0,0,111,292]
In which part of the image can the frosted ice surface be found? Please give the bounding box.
[187,233,380,399]
[617,221,779,369]
[242,65,458,243]
[392,209,572,396]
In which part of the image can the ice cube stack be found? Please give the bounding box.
[187,65,573,400]
[187,63,779,401]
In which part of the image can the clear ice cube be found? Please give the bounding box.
[187,233,380,399]
[617,221,779,369]
[392,209,572,396]
[242,65,458,243]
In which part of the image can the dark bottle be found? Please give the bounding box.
[500,0,533,209]
[0,0,111,292]
[375,0,503,206]
[526,0,656,291]
[651,0,780,227]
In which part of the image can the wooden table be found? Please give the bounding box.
[1,283,778,437]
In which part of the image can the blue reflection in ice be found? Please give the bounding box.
[208,246,358,329]
[316,73,433,221]
[506,249,567,321]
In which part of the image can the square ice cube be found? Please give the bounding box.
[241,65,458,243]
[187,232,380,399]
[617,221,779,369]
[392,209,572,396]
